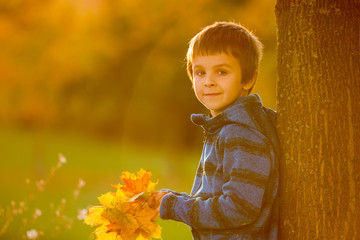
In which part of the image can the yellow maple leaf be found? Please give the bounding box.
[98,192,116,208]
[94,225,118,240]
[85,169,162,240]
[84,206,108,227]
[136,234,148,240]
[134,204,158,231]
[151,224,162,239]
[116,187,128,201]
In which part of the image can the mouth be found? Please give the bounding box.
[204,93,221,96]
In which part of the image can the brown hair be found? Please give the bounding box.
[186,22,263,88]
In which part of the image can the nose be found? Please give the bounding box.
[204,74,216,87]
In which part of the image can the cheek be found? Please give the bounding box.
[192,82,203,99]
[192,80,200,92]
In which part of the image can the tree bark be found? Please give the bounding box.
[275,0,360,239]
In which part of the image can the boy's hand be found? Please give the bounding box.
[148,191,171,213]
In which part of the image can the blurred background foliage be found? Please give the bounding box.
[0,0,276,239]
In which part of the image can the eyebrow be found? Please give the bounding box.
[192,63,232,69]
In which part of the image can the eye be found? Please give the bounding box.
[217,70,228,76]
[194,70,205,77]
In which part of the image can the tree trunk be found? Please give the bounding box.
[275,1,360,239]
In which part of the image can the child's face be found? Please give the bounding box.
[192,53,253,116]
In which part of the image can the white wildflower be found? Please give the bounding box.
[26,229,39,239]
[36,179,45,191]
[77,208,88,220]
[73,189,80,199]
[34,209,42,218]
[57,154,67,168]
[59,154,67,164]
[77,178,86,188]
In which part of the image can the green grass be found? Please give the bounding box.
[0,126,197,239]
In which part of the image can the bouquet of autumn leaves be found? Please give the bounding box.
[84,169,163,240]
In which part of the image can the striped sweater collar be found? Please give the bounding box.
[190,94,263,134]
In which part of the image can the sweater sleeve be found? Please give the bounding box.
[160,125,272,229]
[160,189,191,198]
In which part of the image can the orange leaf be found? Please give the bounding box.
[120,169,158,197]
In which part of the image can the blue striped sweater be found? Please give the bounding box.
[160,94,280,240]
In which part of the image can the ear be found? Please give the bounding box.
[242,71,258,91]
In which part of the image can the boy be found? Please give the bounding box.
[158,22,280,240]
